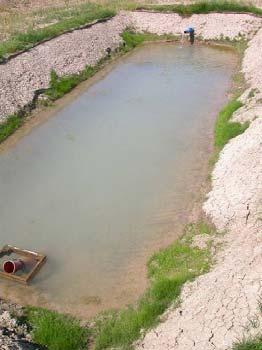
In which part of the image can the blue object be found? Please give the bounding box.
[184,27,194,34]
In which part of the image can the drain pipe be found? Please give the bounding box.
[3,259,24,274]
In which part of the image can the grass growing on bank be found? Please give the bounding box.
[233,336,262,350]
[137,1,262,16]
[0,115,23,143]
[121,31,176,50]
[26,307,88,350]
[232,302,262,350]
[214,99,248,149]
[46,67,96,101]
[94,222,214,350]
[0,3,115,60]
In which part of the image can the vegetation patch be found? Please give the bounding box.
[122,30,177,51]
[136,1,262,16]
[0,4,115,61]
[232,302,262,350]
[233,335,262,350]
[93,221,214,350]
[0,115,23,143]
[25,307,88,350]
[46,67,96,101]
[214,99,248,149]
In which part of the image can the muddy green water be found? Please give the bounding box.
[0,43,237,317]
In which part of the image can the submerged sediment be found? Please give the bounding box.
[0,9,261,350]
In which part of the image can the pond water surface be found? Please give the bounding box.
[0,43,237,317]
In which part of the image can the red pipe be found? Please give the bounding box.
[3,259,24,274]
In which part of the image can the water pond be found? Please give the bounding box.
[0,43,237,317]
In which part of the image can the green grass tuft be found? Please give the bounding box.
[233,335,262,350]
[147,241,210,281]
[214,99,248,149]
[0,115,23,143]
[122,30,146,49]
[137,1,262,16]
[94,222,213,350]
[121,30,177,51]
[94,277,185,350]
[46,66,96,100]
[26,307,88,350]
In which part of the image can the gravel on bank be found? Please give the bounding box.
[130,11,262,40]
[0,299,42,350]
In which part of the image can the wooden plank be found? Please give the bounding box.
[26,255,47,283]
[0,245,46,284]
[0,271,28,284]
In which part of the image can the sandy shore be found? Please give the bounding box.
[0,10,261,350]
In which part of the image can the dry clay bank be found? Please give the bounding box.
[0,10,262,350]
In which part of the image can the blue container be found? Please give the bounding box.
[184,27,194,34]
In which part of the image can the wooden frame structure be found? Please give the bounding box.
[0,245,46,284]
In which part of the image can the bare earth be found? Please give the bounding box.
[0,9,261,350]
